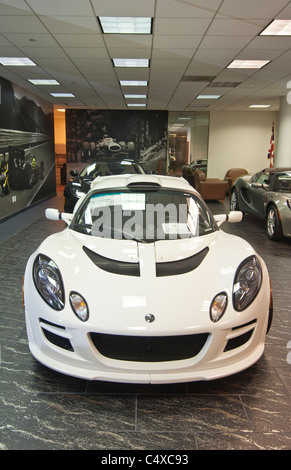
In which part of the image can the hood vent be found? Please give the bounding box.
[83,246,140,277]
[156,247,209,277]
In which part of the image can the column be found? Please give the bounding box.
[276,95,291,167]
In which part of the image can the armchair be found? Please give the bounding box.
[224,168,248,194]
[193,169,227,202]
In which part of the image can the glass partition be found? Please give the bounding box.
[168,112,209,175]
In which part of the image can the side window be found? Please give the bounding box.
[256,173,269,185]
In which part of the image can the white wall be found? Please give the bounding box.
[207,111,278,179]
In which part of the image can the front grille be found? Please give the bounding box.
[90,332,209,362]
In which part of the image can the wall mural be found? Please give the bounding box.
[0,77,55,222]
[65,109,168,174]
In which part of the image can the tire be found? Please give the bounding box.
[230,188,240,211]
[266,204,283,241]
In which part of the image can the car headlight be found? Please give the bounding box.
[33,254,65,310]
[233,255,262,311]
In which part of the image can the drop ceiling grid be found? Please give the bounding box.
[0,0,290,109]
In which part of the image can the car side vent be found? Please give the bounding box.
[83,246,140,277]
[156,247,209,277]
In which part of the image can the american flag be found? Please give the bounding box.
[267,122,275,168]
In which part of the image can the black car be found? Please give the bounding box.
[64,159,145,212]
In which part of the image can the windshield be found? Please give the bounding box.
[71,189,217,242]
[80,161,143,179]
[272,172,291,192]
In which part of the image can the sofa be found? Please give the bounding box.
[193,169,227,202]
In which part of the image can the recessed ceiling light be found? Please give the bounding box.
[178,117,191,120]
[56,108,66,112]
[227,60,270,69]
[124,94,147,98]
[99,17,152,34]
[127,103,146,107]
[197,94,221,99]
[28,79,60,85]
[50,93,75,97]
[249,104,271,108]
[113,58,149,67]
[0,57,37,66]
[120,80,148,86]
[261,19,291,36]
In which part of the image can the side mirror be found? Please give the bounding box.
[214,211,243,227]
[70,169,79,177]
[228,211,243,223]
[45,208,73,225]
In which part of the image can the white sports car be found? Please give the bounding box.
[23,174,273,384]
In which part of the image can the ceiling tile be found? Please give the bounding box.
[154,18,212,35]
[156,0,222,18]
[107,48,152,59]
[90,0,156,17]
[3,32,59,47]
[17,46,67,59]
[199,35,253,50]
[0,1,32,15]
[152,48,195,60]
[54,34,104,48]
[0,15,47,33]
[40,15,101,34]
[207,18,268,36]
[103,34,152,49]
[153,35,202,49]
[26,0,94,15]
[217,0,290,19]
[63,47,109,59]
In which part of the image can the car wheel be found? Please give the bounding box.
[266,204,283,241]
[230,189,240,211]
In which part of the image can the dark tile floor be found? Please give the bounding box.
[0,188,290,450]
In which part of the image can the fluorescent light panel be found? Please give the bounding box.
[113,58,149,67]
[197,94,221,99]
[127,103,146,107]
[99,17,152,34]
[261,19,291,36]
[0,57,36,66]
[50,93,75,97]
[249,104,271,108]
[28,79,60,85]
[120,80,148,86]
[124,94,147,98]
[227,60,270,69]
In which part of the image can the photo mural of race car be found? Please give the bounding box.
[8,145,44,190]
[23,174,273,384]
[230,167,291,241]
[63,158,145,212]
[0,159,9,197]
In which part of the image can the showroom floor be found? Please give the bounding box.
[0,186,290,450]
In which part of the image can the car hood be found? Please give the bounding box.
[31,226,261,335]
